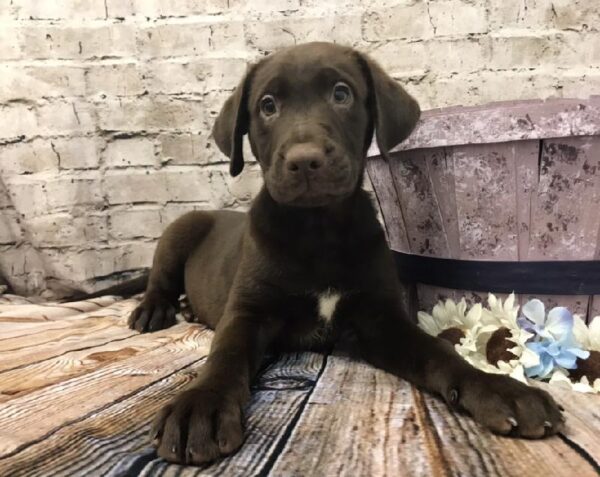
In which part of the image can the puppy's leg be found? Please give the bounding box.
[343,294,565,439]
[129,212,215,332]
[151,308,281,465]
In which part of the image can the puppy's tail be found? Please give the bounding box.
[66,271,150,302]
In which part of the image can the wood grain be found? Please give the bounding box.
[0,324,213,456]
[368,97,600,156]
[0,324,203,402]
[0,352,326,477]
[426,147,461,259]
[422,391,598,477]
[368,109,600,320]
[534,382,600,467]
[269,351,452,477]
[1,294,598,476]
[528,136,600,261]
[366,156,411,253]
[388,148,450,257]
[129,352,326,477]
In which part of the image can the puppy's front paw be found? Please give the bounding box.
[151,388,244,465]
[128,295,177,333]
[453,373,565,438]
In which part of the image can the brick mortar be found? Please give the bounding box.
[0,0,599,296]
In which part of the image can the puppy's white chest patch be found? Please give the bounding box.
[317,289,341,323]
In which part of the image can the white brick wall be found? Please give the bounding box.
[0,0,598,297]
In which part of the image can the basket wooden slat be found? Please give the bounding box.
[367,98,600,321]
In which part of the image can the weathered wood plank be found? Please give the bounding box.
[368,97,600,156]
[522,135,600,319]
[534,382,600,467]
[129,352,326,477]
[0,318,135,372]
[422,387,599,477]
[1,293,598,477]
[426,147,461,259]
[453,142,520,260]
[0,323,208,402]
[0,296,120,320]
[0,352,325,477]
[366,156,411,252]
[0,358,205,477]
[416,284,458,313]
[0,299,140,372]
[268,351,450,477]
[0,315,123,347]
[0,324,213,456]
[388,149,450,257]
[514,140,540,260]
[589,296,600,322]
[528,136,600,260]
[0,294,37,306]
[0,297,130,340]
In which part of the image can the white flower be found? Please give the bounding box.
[418,298,480,336]
[417,306,450,337]
[418,298,496,350]
[549,369,600,394]
[481,292,520,328]
[572,315,600,351]
[566,314,600,393]
[474,293,537,377]
[456,346,530,384]
[419,298,495,366]
[481,293,532,342]
[417,294,599,392]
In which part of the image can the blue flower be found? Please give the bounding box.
[524,336,590,378]
[519,299,590,379]
[518,299,573,341]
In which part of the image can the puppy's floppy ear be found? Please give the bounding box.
[212,65,256,177]
[356,52,421,158]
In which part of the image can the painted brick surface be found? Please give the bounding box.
[0,0,598,296]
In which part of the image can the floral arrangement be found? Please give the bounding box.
[418,293,600,393]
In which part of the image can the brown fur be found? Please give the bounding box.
[128,42,564,465]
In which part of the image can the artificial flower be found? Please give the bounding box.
[418,298,490,345]
[549,368,600,394]
[517,300,590,379]
[478,293,538,381]
[418,294,599,393]
[457,344,531,384]
[518,299,572,341]
[573,315,600,351]
[569,315,600,391]
[524,336,589,379]
[482,292,520,328]
[418,299,498,373]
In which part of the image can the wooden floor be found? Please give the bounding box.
[0,294,598,477]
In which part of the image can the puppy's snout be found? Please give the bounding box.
[285,143,326,174]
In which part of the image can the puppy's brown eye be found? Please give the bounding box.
[260,95,277,116]
[332,82,352,104]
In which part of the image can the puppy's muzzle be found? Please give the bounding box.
[266,136,356,206]
[284,143,331,178]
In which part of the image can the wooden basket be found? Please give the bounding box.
[366,98,600,322]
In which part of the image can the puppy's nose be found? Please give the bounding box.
[285,143,325,173]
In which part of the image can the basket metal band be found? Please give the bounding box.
[393,251,600,295]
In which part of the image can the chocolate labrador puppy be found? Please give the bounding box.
[128,42,564,465]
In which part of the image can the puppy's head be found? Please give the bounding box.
[213,42,420,207]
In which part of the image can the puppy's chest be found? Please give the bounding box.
[315,288,342,323]
[280,288,345,347]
